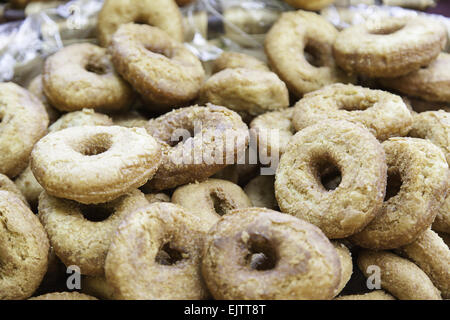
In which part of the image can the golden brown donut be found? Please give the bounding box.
[199,68,290,118]
[143,105,249,192]
[31,126,161,204]
[358,250,441,300]
[14,165,43,209]
[202,208,341,300]
[111,23,205,111]
[380,53,450,103]
[172,178,252,227]
[333,17,447,78]
[408,111,450,233]
[275,120,387,239]
[0,82,48,178]
[48,108,113,133]
[38,189,148,276]
[43,43,135,113]
[112,110,148,129]
[292,84,413,141]
[397,229,450,299]
[27,75,60,124]
[335,290,396,300]
[97,0,184,46]
[351,138,448,249]
[212,52,269,73]
[244,175,277,210]
[282,0,335,10]
[105,202,210,300]
[265,10,353,97]
[0,173,28,206]
[0,191,49,300]
[29,292,97,300]
[332,241,353,297]
[81,276,118,300]
[250,108,295,160]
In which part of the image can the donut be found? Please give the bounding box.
[332,241,353,297]
[292,84,413,141]
[112,110,148,129]
[335,290,396,300]
[212,52,269,73]
[29,292,97,300]
[333,17,447,78]
[265,11,354,97]
[27,75,60,124]
[97,0,184,46]
[282,0,335,10]
[49,108,113,133]
[81,276,118,300]
[0,82,48,178]
[145,192,171,204]
[408,111,450,233]
[0,191,49,300]
[172,178,252,227]
[38,189,148,276]
[380,53,450,103]
[199,68,290,118]
[250,108,295,160]
[110,23,205,111]
[351,138,448,249]
[244,175,277,210]
[397,229,450,299]
[14,165,43,209]
[43,43,135,113]
[105,202,210,299]
[0,173,28,206]
[275,120,387,239]
[358,250,441,300]
[143,105,249,192]
[201,208,341,300]
[31,125,161,204]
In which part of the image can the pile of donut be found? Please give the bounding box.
[0,0,449,300]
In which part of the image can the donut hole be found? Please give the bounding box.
[168,126,195,147]
[245,233,277,271]
[210,190,233,216]
[155,242,185,266]
[314,157,342,191]
[304,43,325,68]
[76,133,113,156]
[384,169,402,201]
[80,205,114,222]
[85,56,109,75]
[367,21,406,35]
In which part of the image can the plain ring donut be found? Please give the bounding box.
[265,10,354,97]
[97,0,184,46]
[111,23,205,111]
[105,202,210,300]
[333,17,447,78]
[351,137,448,249]
[31,125,161,205]
[38,189,148,276]
[0,82,49,178]
[292,84,413,141]
[0,191,49,300]
[143,104,249,192]
[43,43,135,113]
[201,208,342,300]
[275,120,387,239]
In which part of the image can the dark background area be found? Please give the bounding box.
[428,0,450,17]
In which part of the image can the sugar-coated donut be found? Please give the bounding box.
[292,84,413,141]
[105,202,210,299]
[111,23,205,111]
[172,178,252,227]
[275,120,387,239]
[27,75,60,124]
[29,292,97,300]
[43,43,135,113]
[332,241,353,297]
[202,208,341,300]
[333,17,447,78]
[81,276,118,300]
[212,52,269,73]
[31,126,161,204]
[0,173,28,206]
[265,11,353,97]
[38,189,148,276]
[145,192,171,204]
[351,138,448,249]
[0,191,49,300]
[0,83,48,178]
[244,175,277,210]
[358,250,441,300]
[335,290,396,300]
[97,0,184,46]
[49,108,113,133]
[143,105,249,192]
